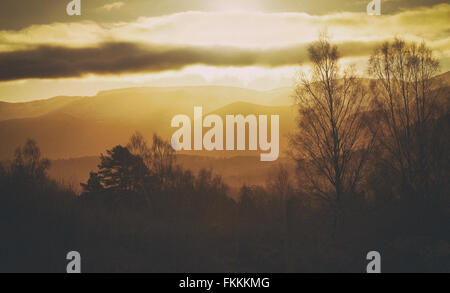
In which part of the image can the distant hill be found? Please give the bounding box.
[0,112,136,160]
[205,101,297,156]
[0,73,447,161]
[0,96,84,121]
[0,86,294,122]
[434,71,450,87]
[0,86,297,160]
[0,102,297,160]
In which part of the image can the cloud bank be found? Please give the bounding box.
[0,41,382,81]
[1,4,448,50]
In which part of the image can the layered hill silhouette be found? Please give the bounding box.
[0,96,84,121]
[0,86,295,160]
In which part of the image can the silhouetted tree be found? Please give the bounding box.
[0,162,5,178]
[81,172,104,193]
[267,164,294,272]
[127,132,176,188]
[170,165,195,191]
[291,35,376,229]
[127,131,152,167]
[82,145,150,193]
[195,168,228,196]
[10,138,50,182]
[267,164,293,200]
[151,134,176,187]
[368,38,446,200]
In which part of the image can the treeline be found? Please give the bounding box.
[0,37,449,272]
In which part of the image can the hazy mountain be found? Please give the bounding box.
[0,86,297,160]
[0,112,135,160]
[0,96,84,121]
[434,71,450,87]
[205,101,297,155]
[0,72,448,161]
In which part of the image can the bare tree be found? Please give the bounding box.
[127,131,152,167]
[127,132,176,188]
[267,164,294,272]
[368,38,444,200]
[291,35,375,228]
[151,134,176,184]
[11,139,51,182]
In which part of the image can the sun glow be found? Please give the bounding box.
[210,0,264,12]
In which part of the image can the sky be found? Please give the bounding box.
[0,0,449,101]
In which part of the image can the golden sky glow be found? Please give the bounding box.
[0,2,449,101]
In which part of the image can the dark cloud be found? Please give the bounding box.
[0,41,380,81]
[0,0,447,30]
